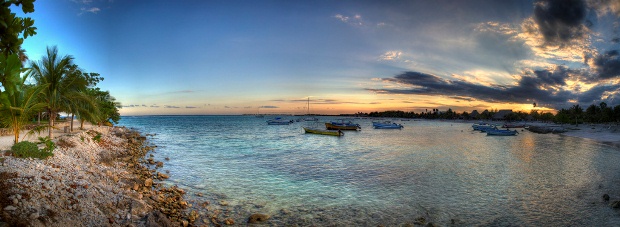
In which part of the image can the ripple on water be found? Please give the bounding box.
[120,116,620,226]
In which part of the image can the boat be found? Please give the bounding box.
[472,123,498,132]
[372,121,404,129]
[325,119,361,130]
[486,129,518,136]
[255,107,264,118]
[267,117,293,125]
[502,123,526,128]
[301,97,318,121]
[302,127,344,136]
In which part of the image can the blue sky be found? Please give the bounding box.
[18,0,620,115]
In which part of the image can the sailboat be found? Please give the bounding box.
[302,97,318,121]
[255,106,264,118]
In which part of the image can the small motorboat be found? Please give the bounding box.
[267,117,293,125]
[372,121,404,129]
[303,127,344,136]
[486,129,518,136]
[325,119,361,130]
[472,123,498,132]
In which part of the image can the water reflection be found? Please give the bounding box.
[119,116,620,226]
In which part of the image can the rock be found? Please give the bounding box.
[414,217,426,225]
[145,178,153,187]
[4,205,17,211]
[219,201,229,206]
[29,212,39,220]
[157,172,169,179]
[248,213,270,223]
[612,200,620,209]
[224,218,235,225]
[603,194,610,201]
[144,210,173,227]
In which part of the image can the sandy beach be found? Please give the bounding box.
[560,123,620,147]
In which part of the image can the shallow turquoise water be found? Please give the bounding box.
[119,115,620,226]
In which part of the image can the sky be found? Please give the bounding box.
[16,0,620,115]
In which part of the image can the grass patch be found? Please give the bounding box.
[11,141,53,159]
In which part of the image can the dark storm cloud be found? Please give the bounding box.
[533,0,587,45]
[592,50,620,79]
[369,68,593,108]
[577,83,620,104]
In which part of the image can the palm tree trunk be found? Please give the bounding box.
[13,124,19,144]
[38,112,41,125]
[48,111,55,139]
[80,119,84,130]
[70,113,74,132]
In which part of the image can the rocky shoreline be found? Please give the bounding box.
[0,126,192,226]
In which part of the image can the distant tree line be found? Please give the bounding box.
[361,102,620,125]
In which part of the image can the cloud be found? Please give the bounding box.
[164,105,180,108]
[587,49,620,80]
[379,51,402,61]
[259,106,279,108]
[367,69,619,109]
[81,7,100,14]
[334,14,349,22]
[533,0,588,46]
[332,13,366,27]
[167,90,194,94]
[589,0,620,16]
[150,105,160,108]
[186,106,197,108]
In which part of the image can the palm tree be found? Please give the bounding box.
[28,46,83,139]
[0,54,47,143]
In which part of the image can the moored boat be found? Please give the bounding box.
[372,121,404,129]
[472,123,498,132]
[302,127,344,136]
[267,117,293,125]
[486,129,518,136]
[502,123,526,128]
[326,119,361,130]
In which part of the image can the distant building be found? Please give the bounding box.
[493,109,513,120]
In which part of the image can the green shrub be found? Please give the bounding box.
[38,137,56,153]
[93,132,102,142]
[11,141,53,159]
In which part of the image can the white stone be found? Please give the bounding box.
[4,205,17,211]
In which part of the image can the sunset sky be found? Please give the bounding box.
[19,0,620,115]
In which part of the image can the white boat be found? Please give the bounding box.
[372,121,404,129]
[267,117,293,125]
[301,97,318,121]
[472,123,498,132]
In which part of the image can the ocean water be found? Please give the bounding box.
[118,115,620,226]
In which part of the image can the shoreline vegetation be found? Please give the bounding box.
[1,118,619,226]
